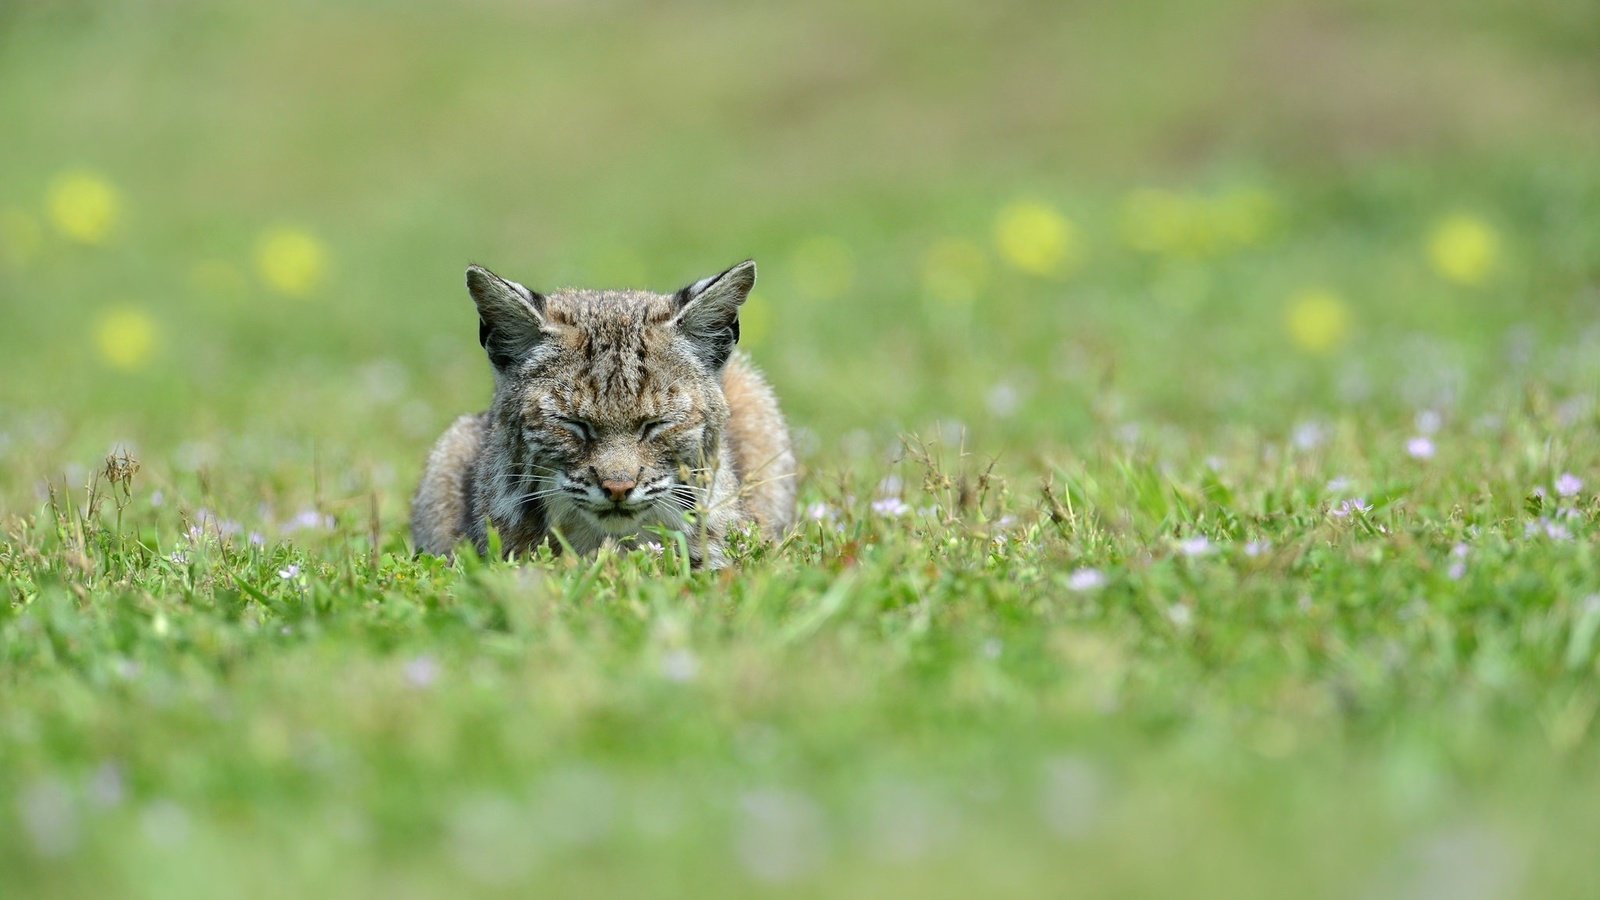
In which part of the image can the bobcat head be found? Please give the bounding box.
[466,260,755,545]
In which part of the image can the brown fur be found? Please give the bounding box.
[410,261,795,568]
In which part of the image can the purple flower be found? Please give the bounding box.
[1406,436,1436,460]
[1243,540,1270,558]
[1066,568,1106,592]
[1525,519,1572,541]
[871,497,910,517]
[277,564,300,580]
[1556,473,1584,498]
[285,509,334,532]
[1330,498,1372,518]
[1177,536,1213,557]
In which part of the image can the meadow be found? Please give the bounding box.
[3,1,1600,896]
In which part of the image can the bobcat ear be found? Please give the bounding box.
[672,259,755,371]
[466,264,548,370]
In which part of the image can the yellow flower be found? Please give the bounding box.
[46,171,120,244]
[0,208,43,269]
[919,238,989,309]
[94,307,158,370]
[254,226,329,296]
[1285,288,1351,354]
[740,292,771,347]
[995,201,1080,276]
[1427,214,1499,286]
[789,236,855,300]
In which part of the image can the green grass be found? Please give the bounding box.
[4,0,1600,896]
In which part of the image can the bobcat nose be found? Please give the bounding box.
[599,477,637,503]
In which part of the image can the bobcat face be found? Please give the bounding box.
[468,261,752,546]
[520,376,713,537]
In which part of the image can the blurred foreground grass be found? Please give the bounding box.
[3,0,1600,897]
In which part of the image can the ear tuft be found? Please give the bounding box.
[465,264,547,371]
[673,260,756,371]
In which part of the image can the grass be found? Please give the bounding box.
[3,0,1600,896]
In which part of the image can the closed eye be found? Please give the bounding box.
[555,417,596,442]
[639,419,673,441]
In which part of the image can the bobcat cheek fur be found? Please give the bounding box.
[410,260,796,568]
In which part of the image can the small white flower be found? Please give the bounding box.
[1177,536,1213,557]
[1406,436,1436,460]
[285,509,334,532]
[1166,604,1194,628]
[277,564,300,580]
[871,497,910,517]
[248,532,266,547]
[1447,561,1467,581]
[1326,476,1354,493]
[1066,568,1106,592]
[986,382,1020,417]
[805,502,835,522]
[1243,540,1270,558]
[1556,473,1584,498]
[1292,421,1326,451]
[660,648,699,683]
[168,551,188,565]
[87,762,126,809]
[403,655,439,689]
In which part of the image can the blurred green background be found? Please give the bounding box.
[2,0,1597,510]
[6,3,1600,897]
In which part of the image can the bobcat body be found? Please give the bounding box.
[411,261,795,568]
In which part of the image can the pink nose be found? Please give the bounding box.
[600,478,636,503]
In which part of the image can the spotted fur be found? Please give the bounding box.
[410,260,796,568]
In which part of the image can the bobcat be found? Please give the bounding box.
[410,260,796,568]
